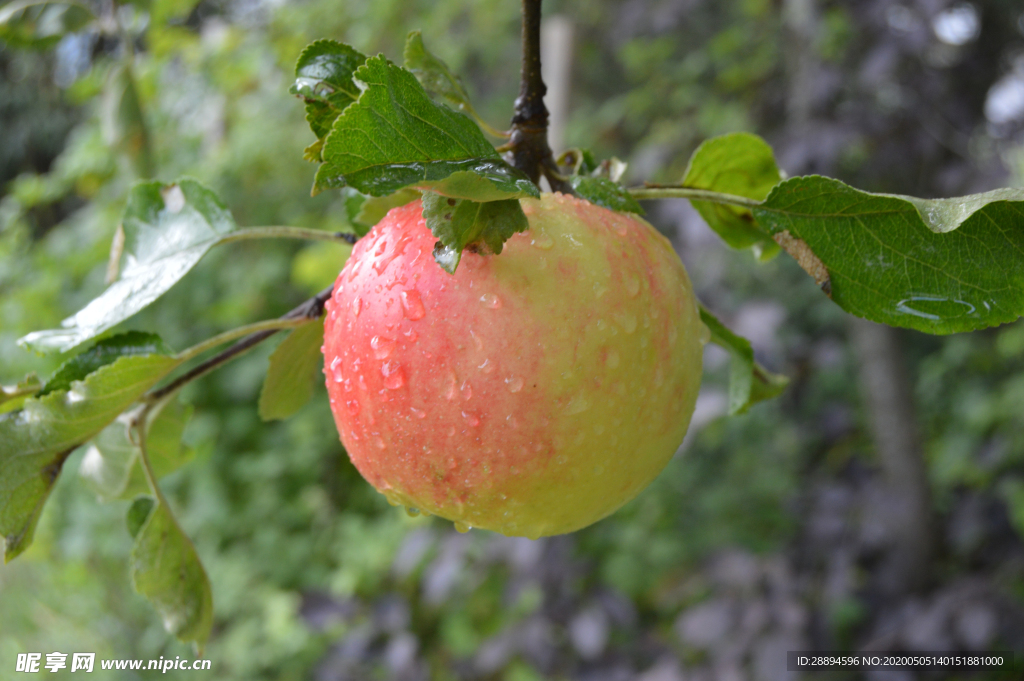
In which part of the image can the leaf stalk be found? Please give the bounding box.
[628,186,763,209]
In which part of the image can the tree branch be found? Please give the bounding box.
[147,285,335,402]
[508,0,572,194]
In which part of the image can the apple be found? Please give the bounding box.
[322,192,705,538]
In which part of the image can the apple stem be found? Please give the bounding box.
[509,0,574,194]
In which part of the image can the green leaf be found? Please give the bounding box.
[340,187,419,237]
[314,55,538,200]
[682,132,782,259]
[19,179,237,353]
[0,0,95,50]
[699,305,788,415]
[403,31,506,138]
[422,192,529,274]
[149,0,201,25]
[570,176,644,215]
[126,495,155,539]
[42,331,172,396]
[0,374,41,414]
[1,351,181,561]
[353,188,420,233]
[754,176,1024,334]
[403,31,475,115]
[290,39,368,141]
[79,398,194,501]
[258,320,325,421]
[130,500,213,649]
[101,63,154,178]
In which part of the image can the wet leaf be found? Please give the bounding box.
[259,320,325,421]
[0,350,180,561]
[421,192,528,274]
[754,176,1024,334]
[20,179,237,353]
[313,55,537,201]
[290,39,367,140]
[570,176,643,215]
[42,331,171,396]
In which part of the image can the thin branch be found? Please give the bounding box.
[216,227,358,246]
[147,285,334,403]
[508,0,571,194]
[628,186,763,209]
[174,318,310,364]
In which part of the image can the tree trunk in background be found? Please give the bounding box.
[849,319,934,595]
[783,0,934,596]
[541,15,573,157]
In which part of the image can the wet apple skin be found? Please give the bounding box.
[323,192,704,537]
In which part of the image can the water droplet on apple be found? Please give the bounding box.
[470,329,483,351]
[480,293,502,309]
[374,436,387,450]
[531,233,554,250]
[461,380,473,400]
[401,290,426,320]
[613,311,637,333]
[453,521,471,533]
[507,414,519,428]
[565,393,591,415]
[381,361,405,390]
[405,507,421,517]
[525,528,542,540]
[371,335,396,359]
[699,321,712,345]
[352,297,363,316]
[478,358,495,374]
[506,376,524,393]
[346,399,360,415]
[410,406,426,419]
[403,327,418,342]
[605,349,620,369]
[462,410,480,427]
[556,455,568,465]
[444,373,457,401]
[625,275,640,297]
[329,356,344,382]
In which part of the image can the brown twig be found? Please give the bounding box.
[508,0,574,195]
[148,285,335,402]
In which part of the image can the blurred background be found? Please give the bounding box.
[2,0,1024,679]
